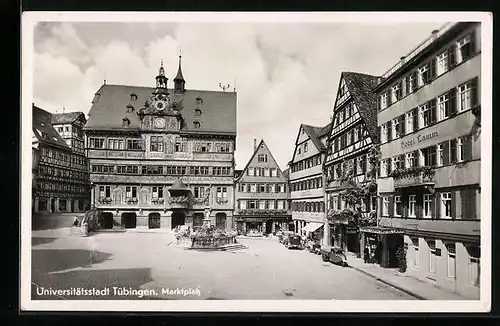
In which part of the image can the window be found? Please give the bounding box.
[215,187,228,201]
[380,93,388,110]
[248,168,255,176]
[150,136,164,152]
[250,184,257,193]
[99,185,111,198]
[258,154,268,163]
[418,63,430,86]
[467,246,480,286]
[408,195,416,217]
[380,124,388,143]
[407,72,417,94]
[127,139,143,150]
[394,196,402,217]
[304,142,308,152]
[436,51,449,76]
[420,101,436,127]
[437,91,456,120]
[391,83,402,103]
[457,137,465,162]
[423,146,437,167]
[446,243,456,278]
[277,200,284,209]
[152,186,163,199]
[108,139,125,150]
[248,200,257,209]
[346,131,352,146]
[392,155,403,171]
[259,200,266,210]
[428,239,436,273]
[458,80,478,112]
[437,144,444,166]
[89,137,105,149]
[126,186,137,199]
[193,121,201,129]
[268,200,276,210]
[382,197,389,216]
[174,137,187,152]
[423,194,433,218]
[457,34,473,63]
[262,168,270,177]
[441,192,452,219]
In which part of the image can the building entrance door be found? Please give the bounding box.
[215,213,227,230]
[265,220,273,235]
[171,211,185,229]
[121,212,137,229]
[100,212,114,229]
[148,213,161,229]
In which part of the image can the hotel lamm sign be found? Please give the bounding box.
[401,131,439,149]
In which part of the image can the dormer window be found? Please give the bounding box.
[196,97,203,105]
[195,108,202,116]
[53,136,58,142]
[126,104,134,113]
[193,121,201,129]
[130,93,138,101]
[122,117,130,127]
[40,122,45,127]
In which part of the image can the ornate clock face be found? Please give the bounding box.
[154,118,166,128]
[155,100,166,111]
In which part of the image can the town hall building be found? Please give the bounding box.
[83,56,237,230]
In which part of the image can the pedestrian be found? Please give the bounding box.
[364,246,370,263]
[73,216,79,227]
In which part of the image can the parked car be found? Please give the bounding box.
[308,242,322,255]
[285,234,303,250]
[320,246,348,267]
[279,231,294,244]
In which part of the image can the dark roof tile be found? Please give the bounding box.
[51,112,86,124]
[33,105,70,149]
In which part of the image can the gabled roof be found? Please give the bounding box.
[301,121,332,152]
[282,168,290,181]
[340,71,380,140]
[84,83,236,134]
[32,105,70,150]
[51,111,86,125]
[236,139,284,182]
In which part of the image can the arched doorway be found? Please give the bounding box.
[215,213,227,230]
[171,211,185,229]
[148,213,161,229]
[99,212,114,229]
[121,212,137,229]
[265,220,273,235]
[51,198,56,212]
[192,213,204,230]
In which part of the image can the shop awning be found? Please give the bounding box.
[302,222,324,233]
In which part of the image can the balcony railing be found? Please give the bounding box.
[236,209,289,216]
[391,166,436,188]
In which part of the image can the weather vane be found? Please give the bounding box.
[218,83,231,92]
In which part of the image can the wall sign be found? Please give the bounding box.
[401,131,439,149]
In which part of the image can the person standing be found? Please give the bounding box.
[364,246,370,263]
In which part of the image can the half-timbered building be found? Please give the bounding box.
[32,105,90,213]
[83,56,236,230]
[324,72,379,254]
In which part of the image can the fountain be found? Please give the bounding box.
[189,200,245,251]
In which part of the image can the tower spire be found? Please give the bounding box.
[155,59,168,92]
[174,51,186,93]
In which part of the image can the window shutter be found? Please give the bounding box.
[388,196,394,218]
[463,135,473,161]
[448,46,457,68]
[430,194,436,219]
[414,150,420,167]
[430,58,437,80]
[413,109,419,131]
[387,121,392,141]
[435,193,441,219]
[461,189,470,220]
[379,197,384,216]
[415,195,423,219]
[402,195,408,219]
[387,91,392,106]
[471,78,479,107]
[400,114,406,135]
[451,191,457,219]
[450,139,458,164]
[387,159,392,175]
[449,88,458,116]
[400,154,406,169]
[430,99,437,124]
[377,96,381,111]
[442,141,450,165]
[377,126,381,143]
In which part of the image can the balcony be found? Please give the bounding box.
[168,196,190,209]
[391,166,435,189]
[236,209,289,216]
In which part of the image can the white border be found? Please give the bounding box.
[21,11,493,313]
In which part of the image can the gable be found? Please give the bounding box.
[237,140,287,183]
[297,125,310,144]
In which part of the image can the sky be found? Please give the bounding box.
[32,20,446,171]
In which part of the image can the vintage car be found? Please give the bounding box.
[320,246,348,267]
[279,231,294,244]
[285,234,303,250]
[308,241,322,255]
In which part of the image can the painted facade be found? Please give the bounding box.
[83,57,237,230]
[234,140,291,235]
[374,22,481,299]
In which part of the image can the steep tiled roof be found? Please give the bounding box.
[33,105,70,149]
[51,112,86,124]
[85,84,236,134]
[282,168,290,180]
[301,121,332,152]
[341,72,380,140]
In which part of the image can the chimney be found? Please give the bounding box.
[253,138,257,151]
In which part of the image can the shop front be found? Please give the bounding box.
[235,215,291,236]
[302,221,324,244]
[359,226,404,268]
